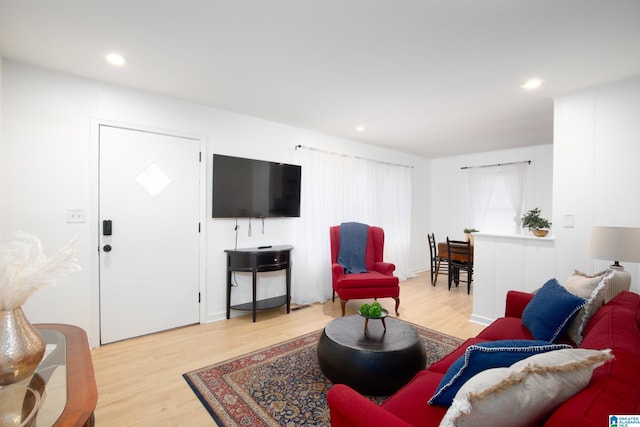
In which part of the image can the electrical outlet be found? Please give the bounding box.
[67,209,86,223]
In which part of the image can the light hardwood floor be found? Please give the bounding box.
[90,271,485,426]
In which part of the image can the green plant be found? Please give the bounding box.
[359,301,383,317]
[463,228,479,234]
[521,208,552,231]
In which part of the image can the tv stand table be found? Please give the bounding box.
[225,245,293,322]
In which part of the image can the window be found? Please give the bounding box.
[466,162,528,235]
[481,172,519,234]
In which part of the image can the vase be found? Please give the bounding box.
[532,229,549,237]
[466,233,475,245]
[0,307,46,386]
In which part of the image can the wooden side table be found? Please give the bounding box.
[0,324,98,426]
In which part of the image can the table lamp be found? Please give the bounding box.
[588,226,640,302]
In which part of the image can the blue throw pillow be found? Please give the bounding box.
[522,278,587,342]
[428,339,570,407]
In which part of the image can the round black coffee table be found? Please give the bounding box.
[317,315,427,395]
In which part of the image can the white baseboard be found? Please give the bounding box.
[469,313,494,326]
[204,311,228,324]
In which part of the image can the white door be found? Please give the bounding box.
[99,125,201,344]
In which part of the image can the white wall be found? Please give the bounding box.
[471,233,557,324]
[428,144,553,250]
[409,156,431,272]
[553,75,640,290]
[0,60,430,346]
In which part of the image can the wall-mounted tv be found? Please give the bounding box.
[212,154,301,218]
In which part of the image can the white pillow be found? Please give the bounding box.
[439,348,613,427]
[563,269,614,345]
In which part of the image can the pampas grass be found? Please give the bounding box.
[0,232,80,310]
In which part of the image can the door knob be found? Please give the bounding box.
[103,244,112,252]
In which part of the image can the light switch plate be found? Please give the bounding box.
[67,209,86,223]
[563,214,575,228]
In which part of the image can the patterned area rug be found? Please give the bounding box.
[183,322,462,426]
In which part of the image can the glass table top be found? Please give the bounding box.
[0,328,67,427]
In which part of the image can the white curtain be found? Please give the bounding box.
[292,147,413,305]
[500,163,529,233]
[466,167,499,230]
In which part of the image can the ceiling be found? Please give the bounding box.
[1,1,640,158]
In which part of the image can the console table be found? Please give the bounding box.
[225,245,293,322]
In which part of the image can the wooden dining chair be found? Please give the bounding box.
[446,237,473,294]
[428,233,447,285]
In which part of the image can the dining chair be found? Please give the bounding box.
[446,237,473,294]
[428,233,448,285]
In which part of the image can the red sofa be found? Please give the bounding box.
[328,290,640,427]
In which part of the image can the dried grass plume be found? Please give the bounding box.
[0,231,80,310]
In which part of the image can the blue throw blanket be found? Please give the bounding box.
[337,222,369,273]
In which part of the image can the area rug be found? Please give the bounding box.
[183,322,462,426]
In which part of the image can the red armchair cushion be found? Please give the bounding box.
[337,271,399,289]
[336,286,400,301]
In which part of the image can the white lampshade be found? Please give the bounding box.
[589,226,640,302]
[589,226,640,263]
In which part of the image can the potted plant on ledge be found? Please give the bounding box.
[521,208,552,237]
[463,228,479,244]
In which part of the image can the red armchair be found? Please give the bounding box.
[330,225,400,316]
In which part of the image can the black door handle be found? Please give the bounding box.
[103,244,112,252]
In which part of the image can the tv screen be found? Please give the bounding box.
[212,154,301,218]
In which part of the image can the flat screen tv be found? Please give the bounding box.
[212,154,301,218]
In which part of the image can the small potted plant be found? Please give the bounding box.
[521,208,552,237]
[463,228,479,244]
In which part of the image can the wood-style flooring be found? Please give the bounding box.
[90,271,485,426]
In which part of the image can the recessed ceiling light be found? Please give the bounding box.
[521,79,542,90]
[106,53,126,66]
[355,126,366,132]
